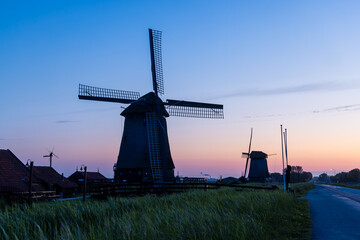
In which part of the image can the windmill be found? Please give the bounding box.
[241,129,274,183]
[43,148,59,168]
[78,29,224,183]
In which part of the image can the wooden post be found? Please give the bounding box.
[284,129,289,167]
[28,161,34,206]
[83,166,87,202]
[284,129,290,188]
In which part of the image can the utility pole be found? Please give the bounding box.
[281,125,286,192]
[284,129,288,166]
[28,161,34,206]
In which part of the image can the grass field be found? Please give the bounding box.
[0,185,314,240]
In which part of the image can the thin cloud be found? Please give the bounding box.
[313,104,360,114]
[64,107,121,115]
[244,114,284,119]
[209,81,360,100]
[56,120,79,124]
[26,107,122,119]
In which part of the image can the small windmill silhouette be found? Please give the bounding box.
[43,148,59,168]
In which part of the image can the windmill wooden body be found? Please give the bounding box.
[78,29,224,183]
[247,151,270,182]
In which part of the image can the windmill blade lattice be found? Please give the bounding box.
[165,99,224,119]
[149,29,164,95]
[78,84,140,104]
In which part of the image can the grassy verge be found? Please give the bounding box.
[325,183,360,190]
[0,188,311,240]
[291,183,315,197]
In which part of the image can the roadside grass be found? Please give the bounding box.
[0,188,311,240]
[244,182,315,197]
[291,183,315,197]
[325,183,360,190]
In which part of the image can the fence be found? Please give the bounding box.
[86,182,278,199]
[0,191,58,204]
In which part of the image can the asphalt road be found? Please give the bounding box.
[305,185,360,240]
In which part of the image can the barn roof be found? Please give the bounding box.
[0,149,45,192]
[68,171,107,181]
[32,166,78,189]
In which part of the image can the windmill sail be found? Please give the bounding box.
[149,29,164,95]
[78,84,140,104]
[165,99,224,118]
[244,128,253,177]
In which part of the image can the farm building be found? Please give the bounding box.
[0,149,79,201]
[68,170,107,184]
[0,149,50,203]
[0,149,45,193]
[32,166,78,197]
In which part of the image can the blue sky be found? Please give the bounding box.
[1,1,360,177]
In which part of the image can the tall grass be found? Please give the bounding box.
[291,183,315,197]
[0,188,311,240]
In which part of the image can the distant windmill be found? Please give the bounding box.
[43,148,59,168]
[241,129,274,182]
[78,29,224,183]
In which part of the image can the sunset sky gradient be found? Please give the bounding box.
[1,0,360,178]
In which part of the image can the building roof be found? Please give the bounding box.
[68,171,107,181]
[0,149,45,192]
[32,166,78,189]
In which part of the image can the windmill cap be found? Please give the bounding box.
[121,92,169,117]
[250,151,268,159]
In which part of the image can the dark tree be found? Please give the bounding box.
[330,169,360,183]
[302,171,313,182]
[270,172,282,182]
[270,166,312,183]
[318,173,329,182]
[348,168,360,182]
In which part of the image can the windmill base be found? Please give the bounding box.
[115,168,175,183]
